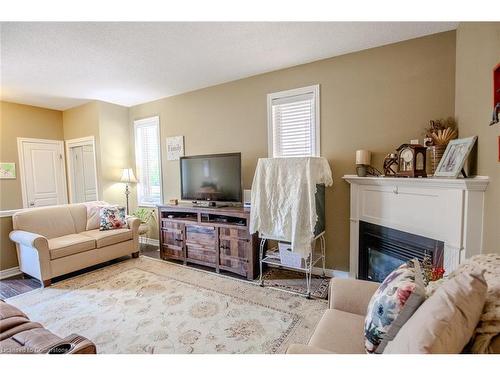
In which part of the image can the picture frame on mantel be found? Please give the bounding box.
[434,136,477,178]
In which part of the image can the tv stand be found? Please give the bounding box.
[158,204,259,280]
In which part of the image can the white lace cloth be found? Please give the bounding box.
[249,157,333,257]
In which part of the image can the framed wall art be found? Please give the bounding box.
[166,136,184,161]
[0,162,16,179]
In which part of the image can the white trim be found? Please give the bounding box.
[0,266,22,280]
[134,116,163,206]
[267,84,320,158]
[65,136,99,203]
[139,237,160,246]
[17,137,68,208]
[342,175,489,191]
[312,266,350,279]
[0,209,25,218]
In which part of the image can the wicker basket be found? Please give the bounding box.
[430,145,447,174]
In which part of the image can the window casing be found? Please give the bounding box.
[267,85,320,158]
[134,116,162,206]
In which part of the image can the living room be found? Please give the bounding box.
[1,1,499,372]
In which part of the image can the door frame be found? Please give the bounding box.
[65,136,99,203]
[17,137,68,209]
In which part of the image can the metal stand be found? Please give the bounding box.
[258,232,326,299]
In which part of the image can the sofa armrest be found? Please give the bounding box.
[286,344,333,354]
[329,278,380,316]
[126,217,141,233]
[9,230,49,252]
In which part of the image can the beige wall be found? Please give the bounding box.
[63,100,130,205]
[0,101,64,270]
[97,101,130,206]
[0,101,64,210]
[129,31,457,270]
[455,23,500,254]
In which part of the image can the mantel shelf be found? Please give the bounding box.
[342,175,489,192]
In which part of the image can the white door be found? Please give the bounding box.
[69,144,97,202]
[18,138,68,208]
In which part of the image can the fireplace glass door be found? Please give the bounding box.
[359,221,444,283]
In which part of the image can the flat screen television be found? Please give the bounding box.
[180,153,242,203]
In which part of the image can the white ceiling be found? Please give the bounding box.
[0,22,458,110]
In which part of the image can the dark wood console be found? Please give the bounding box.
[158,205,259,280]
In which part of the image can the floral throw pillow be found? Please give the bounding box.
[364,259,426,353]
[99,206,127,231]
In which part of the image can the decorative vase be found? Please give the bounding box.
[430,145,447,174]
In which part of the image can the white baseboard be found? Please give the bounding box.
[0,266,22,280]
[139,237,159,247]
[311,266,350,278]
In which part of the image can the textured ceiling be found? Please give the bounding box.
[0,22,458,110]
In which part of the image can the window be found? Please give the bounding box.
[134,116,162,206]
[267,85,320,157]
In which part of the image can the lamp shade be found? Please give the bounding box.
[120,168,137,183]
[355,150,371,165]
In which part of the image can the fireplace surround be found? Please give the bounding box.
[344,175,489,278]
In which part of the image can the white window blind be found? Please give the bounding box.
[268,85,320,158]
[134,116,162,206]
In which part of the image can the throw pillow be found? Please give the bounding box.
[99,206,127,231]
[364,259,426,353]
[383,268,487,354]
[84,201,112,230]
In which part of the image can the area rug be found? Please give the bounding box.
[6,257,327,354]
[261,268,330,299]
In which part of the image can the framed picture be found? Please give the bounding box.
[0,162,16,179]
[434,136,477,178]
[166,136,184,161]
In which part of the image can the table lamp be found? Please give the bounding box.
[120,168,137,214]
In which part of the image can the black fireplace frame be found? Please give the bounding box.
[358,221,444,281]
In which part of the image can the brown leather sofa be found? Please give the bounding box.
[0,300,96,354]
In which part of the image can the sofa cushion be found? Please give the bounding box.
[364,259,426,353]
[308,309,366,354]
[48,233,96,260]
[10,327,62,353]
[13,206,79,239]
[99,206,127,231]
[383,269,487,354]
[82,228,133,248]
[83,201,112,230]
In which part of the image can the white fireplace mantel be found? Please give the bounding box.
[343,175,489,278]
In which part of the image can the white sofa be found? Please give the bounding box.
[9,203,140,286]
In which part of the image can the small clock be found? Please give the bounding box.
[395,144,427,178]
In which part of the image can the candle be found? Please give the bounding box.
[356,150,371,165]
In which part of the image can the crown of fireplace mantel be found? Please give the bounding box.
[343,174,489,278]
[343,175,489,191]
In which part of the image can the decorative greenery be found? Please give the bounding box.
[421,255,445,285]
[131,207,156,224]
[424,117,458,146]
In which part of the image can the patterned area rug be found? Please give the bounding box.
[262,268,330,299]
[6,257,327,354]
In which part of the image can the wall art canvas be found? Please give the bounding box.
[166,136,184,161]
[0,162,16,179]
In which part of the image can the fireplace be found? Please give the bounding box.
[358,221,444,282]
